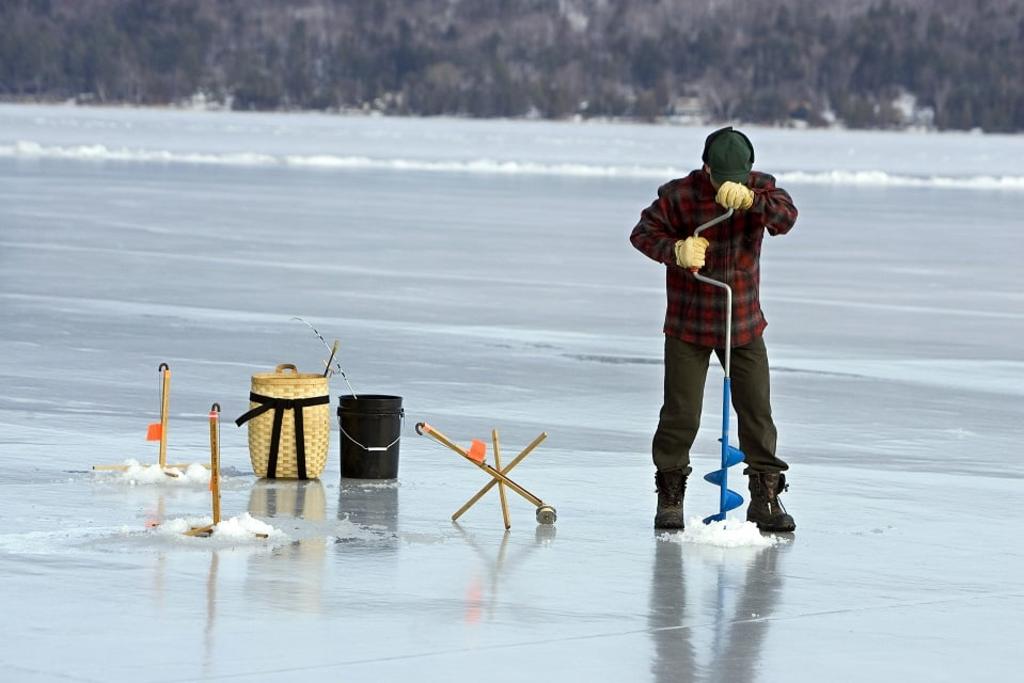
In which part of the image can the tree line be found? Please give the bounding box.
[1,0,1022,132]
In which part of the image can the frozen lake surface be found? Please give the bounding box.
[1,105,1022,682]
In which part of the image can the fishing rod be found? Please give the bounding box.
[290,316,358,398]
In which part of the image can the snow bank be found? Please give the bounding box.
[116,459,211,485]
[659,518,789,548]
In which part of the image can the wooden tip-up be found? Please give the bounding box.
[419,420,555,529]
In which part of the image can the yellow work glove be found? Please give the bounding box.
[715,181,754,210]
[674,235,710,269]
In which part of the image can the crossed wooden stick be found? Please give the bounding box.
[416,422,556,529]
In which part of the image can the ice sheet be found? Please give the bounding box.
[1,105,1022,682]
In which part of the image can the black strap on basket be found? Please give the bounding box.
[235,392,329,479]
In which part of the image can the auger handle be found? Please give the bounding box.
[688,208,734,273]
[689,208,736,375]
[693,208,734,239]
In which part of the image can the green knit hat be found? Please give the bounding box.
[703,127,754,185]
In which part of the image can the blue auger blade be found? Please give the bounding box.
[699,489,744,525]
[704,468,727,486]
[702,512,726,525]
[702,376,747,524]
[722,488,744,512]
[718,439,746,468]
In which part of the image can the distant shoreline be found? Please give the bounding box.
[0,97,967,137]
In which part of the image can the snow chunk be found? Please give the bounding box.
[212,513,281,540]
[659,518,789,548]
[154,516,204,535]
[118,459,211,485]
[155,513,286,544]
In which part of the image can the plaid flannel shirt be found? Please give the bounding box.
[629,169,798,348]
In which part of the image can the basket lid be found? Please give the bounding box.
[251,363,328,382]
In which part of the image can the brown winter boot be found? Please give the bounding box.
[747,472,796,532]
[654,470,687,530]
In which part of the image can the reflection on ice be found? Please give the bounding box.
[246,481,329,615]
[249,478,327,520]
[650,541,790,683]
[453,523,556,625]
[649,540,697,682]
[337,477,400,533]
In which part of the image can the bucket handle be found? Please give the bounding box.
[338,412,405,452]
[275,364,299,374]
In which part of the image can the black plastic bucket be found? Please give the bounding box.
[337,395,403,479]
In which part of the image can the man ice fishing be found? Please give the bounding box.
[629,127,798,532]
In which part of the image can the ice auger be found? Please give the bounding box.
[691,208,745,524]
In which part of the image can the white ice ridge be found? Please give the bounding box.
[776,169,1024,190]
[4,139,1024,190]
[117,459,211,485]
[659,518,789,548]
[0,140,676,177]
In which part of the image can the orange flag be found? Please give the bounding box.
[467,439,486,463]
[146,423,163,441]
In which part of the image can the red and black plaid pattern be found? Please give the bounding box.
[630,169,798,348]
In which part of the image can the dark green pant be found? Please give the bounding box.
[653,335,787,476]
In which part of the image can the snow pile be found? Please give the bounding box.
[209,513,282,540]
[118,459,211,485]
[660,518,788,548]
[0,514,285,554]
[156,513,286,543]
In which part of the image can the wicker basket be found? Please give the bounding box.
[236,364,330,479]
